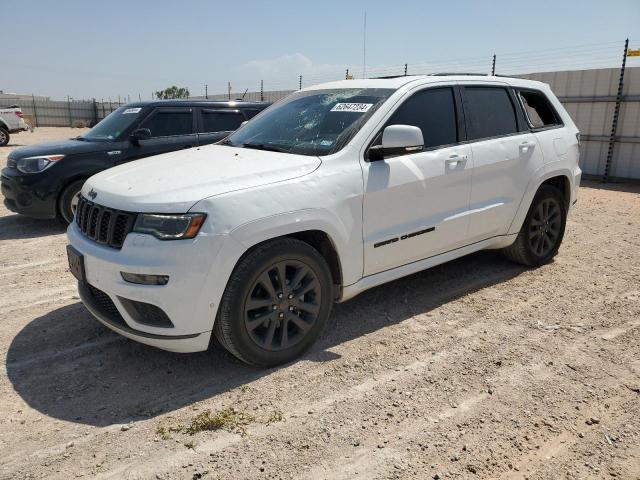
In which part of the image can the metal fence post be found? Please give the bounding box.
[491,54,496,75]
[603,38,629,183]
[205,84,208,99]
[92,98,98,125]
[31,94,39,127]
[404,63,408,76]
[345,68,349,80]
[67,96,73,127]
[260,80,264,101]
[299,75,302,90]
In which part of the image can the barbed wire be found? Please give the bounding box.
[215,39,636,96]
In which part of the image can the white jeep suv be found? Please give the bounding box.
[67,75,581,366]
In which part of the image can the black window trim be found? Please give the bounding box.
[138,107,196,138]
[457,85,529,145]
[198,108,247,134]
[514,87,565,133]
[365,84,466,161]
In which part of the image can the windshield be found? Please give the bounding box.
[225,88,394,156]
[83,106,144,141]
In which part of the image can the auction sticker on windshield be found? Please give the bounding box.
[330,103,373,113]
[122,108,142,114]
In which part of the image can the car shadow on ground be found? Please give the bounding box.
[6,250,526,427]
[0,214,65,241]
[581,179,640,194]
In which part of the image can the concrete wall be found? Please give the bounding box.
[520,67,640,180]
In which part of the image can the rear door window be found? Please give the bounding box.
[139,108,193,137]
[517,89,562,129]
[462,87,518,140]
[386,87,458,149]
[201,110,245,133]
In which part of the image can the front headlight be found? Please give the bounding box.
[16,154,65,173]
[132,213,206,240]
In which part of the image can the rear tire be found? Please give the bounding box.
[0,128,9,146]
[58,179,86,225]
[214,238,333,367]
[502,185,566,267]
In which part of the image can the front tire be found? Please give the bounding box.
[0,128,9,146]
[58,179,86,224]
[214,238,333,367]
[502,185,567,267]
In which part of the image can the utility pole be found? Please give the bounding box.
[228,82,231,100]
[603,38,629,182]
[491,54,496,75]
[299,75,302,90]
[260,80,264,101]
[31,94,38,127]
[205,84,208,99]
[345,68,349,80]
[404,63,408,76]
[362,11,367,79]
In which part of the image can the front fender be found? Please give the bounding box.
[229,208,362,286]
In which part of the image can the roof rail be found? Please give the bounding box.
[371,75,412,79]
[427,72,489,76]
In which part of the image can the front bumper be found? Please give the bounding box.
[67,221,243,353]
[1,168,58,218]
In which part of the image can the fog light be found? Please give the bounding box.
[120,272,169,285]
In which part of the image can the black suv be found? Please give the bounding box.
[1,99,270,223]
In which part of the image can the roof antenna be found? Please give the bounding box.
[362,11,367,79]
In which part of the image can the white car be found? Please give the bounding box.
[0,105,30,146]
[67,74,581,366]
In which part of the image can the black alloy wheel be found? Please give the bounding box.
[244,259,322,351]
[527,197,562,257]
[214,237,333,367]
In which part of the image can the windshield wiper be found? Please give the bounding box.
[240,143,289,153]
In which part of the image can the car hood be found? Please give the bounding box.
[8,138,108,159]
[82,145,322,213]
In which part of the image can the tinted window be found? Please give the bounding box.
[140,109,193,137]
[463,87,518,140]
[518,90,561,128]
[387,88,457,149]
[201,111,245,133]
[244,109,261,119]
[83,106,144,141]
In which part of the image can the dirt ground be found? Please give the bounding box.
[0,128,639,480]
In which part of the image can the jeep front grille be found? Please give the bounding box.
[75,196,137,249]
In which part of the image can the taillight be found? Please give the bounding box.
[15,111,24,118]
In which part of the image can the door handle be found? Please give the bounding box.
[519,141,535,152]
[445,154,468,168]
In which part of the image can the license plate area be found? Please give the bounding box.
[66,245,86,282]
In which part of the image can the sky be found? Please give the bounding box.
[1,0,639,100]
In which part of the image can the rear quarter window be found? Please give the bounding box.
[517,89,563,129]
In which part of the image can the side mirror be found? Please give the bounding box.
[368,125,424,161]
[130,128,151,145]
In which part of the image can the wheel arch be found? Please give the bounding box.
[508,168,574,236]
[56,175,91,218]
[228,209,360,293]
[233,228,344,290]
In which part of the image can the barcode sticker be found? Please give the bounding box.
[122,108,141,114]
[330,103,373,113]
